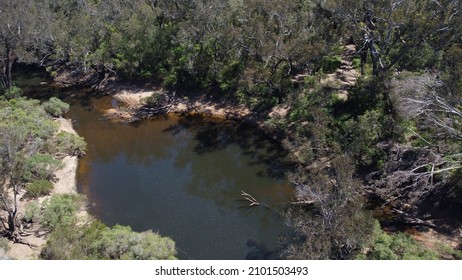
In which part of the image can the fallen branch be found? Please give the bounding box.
[391,208,437,229]
[290,200,315,206]
[240,191,270,209]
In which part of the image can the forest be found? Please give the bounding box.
[1,0,462,260]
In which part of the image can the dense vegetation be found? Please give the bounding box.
[1,0,462,259]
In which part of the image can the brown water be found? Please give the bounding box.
[66,96,294,260]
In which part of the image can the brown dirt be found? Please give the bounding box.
[106,88,252,122]
[320,44,359,101]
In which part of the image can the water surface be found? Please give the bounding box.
[67,96,294,259]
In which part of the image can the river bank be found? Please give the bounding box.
[5,118,89,260]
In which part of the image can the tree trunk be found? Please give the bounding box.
[1,40,14,90]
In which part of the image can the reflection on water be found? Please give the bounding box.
[68,96,294,260]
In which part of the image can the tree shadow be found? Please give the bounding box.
[164,114,293,180]
[245,239,284,260]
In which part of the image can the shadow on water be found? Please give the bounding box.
[245,239,285,260]
[164,114,293,179]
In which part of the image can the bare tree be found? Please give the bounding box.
[368,74,462,216]
[394,74,462,141]
[285,155,373,259]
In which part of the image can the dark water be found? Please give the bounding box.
[66,96,294,260]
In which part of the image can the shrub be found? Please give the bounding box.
[42,97,70,117]
[26,179,53,198]
[320,55,342,73]
[42,194,80,230]
[342,110,385,167]
[141,93,167,107]
[50,131,86,156]
[23,201,41,223]
[23,153,61,182]
[434,242,462,260]
[357,221,438,260]
[3,86,23,100]
[41,221,177,260]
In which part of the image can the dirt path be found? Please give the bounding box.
[320,44,359,100]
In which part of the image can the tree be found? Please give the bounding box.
[324,0,462,76]
[371,74,462,213]
[0,0,54,90]
[394,74,462,142]
[0,98,57,240]
[285,155,373,259]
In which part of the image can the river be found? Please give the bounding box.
[18,68,295,259]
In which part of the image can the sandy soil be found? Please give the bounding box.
[107,89,252,121]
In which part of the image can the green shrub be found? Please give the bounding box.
[3,86,23,100]
[434,242,462,260]
[352,57,361,70]
[41,221,177,260]
[0,98,58,140]
[50,131,86,156]
[23,201,41,223]
[357,221,438,260]
[342,110,385,167]
[141,93,167,107]
[26,179,53,198]
[23,153,61,182]
[42,194,80,230]
[42,97,70,117]
[320,55,342,73]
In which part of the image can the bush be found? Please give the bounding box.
[320,55,342,73]
[23,154,61,182]
[357,221,438,260]
[141,93,167,107]
[26,179,53,198]
[42,97,70,117]
[50,131,86,156]
[342,110,385,167]
[2,86,23,100]
[23,201,41,223]
[41,221,177,260]
[434,242,462,260]
[42,194,80,230]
